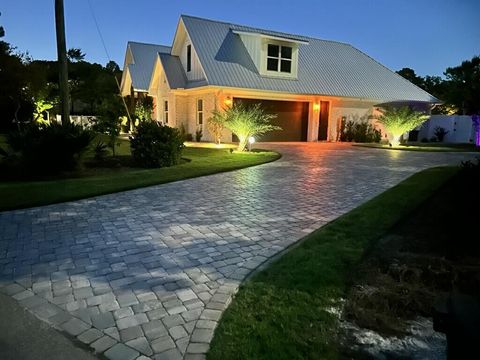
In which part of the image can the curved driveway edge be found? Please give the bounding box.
[0,143,473,359]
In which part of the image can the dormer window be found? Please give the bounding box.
[187,44,192,72]
[232,29,305,78]
[267,44,292,73]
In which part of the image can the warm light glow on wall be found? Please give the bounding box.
[313,103,320,111]
[224,97,233,107]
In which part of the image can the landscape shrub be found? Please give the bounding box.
[93,96,124,156]
[130,121,184,168]
[93,141,109,161]
[6,122,93,174]
[195,128,203,142]
[207,112,226,144]
[434,126,449,142]
[179,123,193,142]
[340,120,381,143]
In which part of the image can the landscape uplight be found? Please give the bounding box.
[247,136,255,151]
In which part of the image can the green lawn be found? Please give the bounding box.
[0,135,280,211]
[353,142,479,152]
[208,166,459,360]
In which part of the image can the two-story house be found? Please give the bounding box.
[120,15,438,142]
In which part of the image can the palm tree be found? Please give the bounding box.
[377,107,428,146]
[210,103,281,151]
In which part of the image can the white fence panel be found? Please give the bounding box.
[55,115,97,128]
[418,115,474,143]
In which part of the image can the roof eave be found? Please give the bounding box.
[231,30,309,45]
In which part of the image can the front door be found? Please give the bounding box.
[318,101,329,141]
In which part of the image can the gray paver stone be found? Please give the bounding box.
[105,326,121,341]
[168,325,188,341]
[154,348,183,360]
[91,311,115,329]
[199,309,221,321]
[117,313,149,330]
[1,283,24,296]
[62,318,90,336]
[151,335,175,353]
[77,328,103,344]
[31,303,61,319]
[143,320,168,340]
[48,310,73,326]
[195,320,217,329]
[91,335,117,353]
[186,342,209,354]
[190,329,214,343]
[120,325,144,342]
[12,290,34,301]
[126,336,153,356]
[104,343,139,360]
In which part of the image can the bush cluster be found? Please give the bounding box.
[130,121,184,168]
[6,122,93,175]
[340,121,382,143]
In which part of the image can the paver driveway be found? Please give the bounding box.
[0,143,473,359]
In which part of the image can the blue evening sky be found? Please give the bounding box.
[1,0,479,77]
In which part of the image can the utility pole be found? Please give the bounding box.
[55,0,70,125]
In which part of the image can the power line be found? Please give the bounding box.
[86,0,133,124]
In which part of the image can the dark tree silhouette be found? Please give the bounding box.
[67,48,85,62]
[106,60,120,73]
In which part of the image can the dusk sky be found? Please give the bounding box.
[1,0,479,77]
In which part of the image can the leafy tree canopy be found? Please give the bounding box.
[444,56,480,115]
[397,56,480,115]
[397,68,424,88]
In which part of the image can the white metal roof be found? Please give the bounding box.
[181,15,438,102]
[127,42,171,91]
[125,16,438,103]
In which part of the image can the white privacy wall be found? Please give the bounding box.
[330,101,385,141]
[418,115,474,143]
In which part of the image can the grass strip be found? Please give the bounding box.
[208,166,459,360]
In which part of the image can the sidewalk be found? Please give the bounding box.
[0,293,96,360]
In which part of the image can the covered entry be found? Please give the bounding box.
[234,98,309,141]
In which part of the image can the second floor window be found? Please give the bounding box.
[197,99,203,125]
[187,44,192,72]
[267,44,292,73]
[164,100,169,124]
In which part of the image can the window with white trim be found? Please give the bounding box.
[197,99,203,125]
[163,100,169,124]
[266,44,292,73]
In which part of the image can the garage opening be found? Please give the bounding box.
[233,98,309,141]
